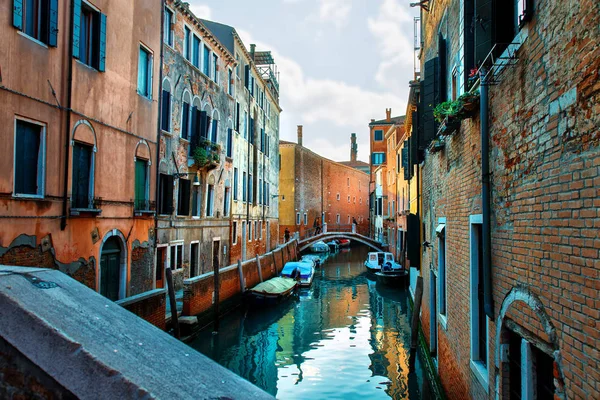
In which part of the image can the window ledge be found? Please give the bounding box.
[17,31,49,48]
[439,314,448,331]
[137,91,153,101]
[134,210,155,217]
[75,59,100,73]
[13,194,46,200]
[70,208,101,216]
[225,156,233,163]
[470,360,489,393]
[179,137,190,143]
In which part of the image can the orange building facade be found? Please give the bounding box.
[279,126,370,240]
[0,0,161,300]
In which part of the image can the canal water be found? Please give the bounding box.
[188,245,433,399]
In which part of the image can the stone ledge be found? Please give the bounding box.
[115,288,166,307]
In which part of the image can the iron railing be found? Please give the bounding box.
[71,195,97,210]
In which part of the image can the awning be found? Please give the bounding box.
[436,223,445,237]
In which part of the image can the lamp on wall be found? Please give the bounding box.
[271,194,285,201]
[410,0,429,12]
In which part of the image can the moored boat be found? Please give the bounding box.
[326,240,339,250]
[364,252,403,273]
[281,261,315,287]
[247,277,297,304]
[337,239,351,247]
[309,241,330,253]
[375,269,408,287]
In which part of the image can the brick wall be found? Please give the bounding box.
[117,289,167,331]
[129,241,154,296]
[415,0,600,398]
[183,241,297,317]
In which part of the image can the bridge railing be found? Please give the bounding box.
[326,224,353,233]
[300,227,321,240]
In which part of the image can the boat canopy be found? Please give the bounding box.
[251,277,296,294]
[282,262,314,279]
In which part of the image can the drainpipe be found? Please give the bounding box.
[480,68,494,318]
[153,2,165,266]
[61,0,76,230]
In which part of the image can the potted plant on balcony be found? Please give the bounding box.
[193,140,221,170]
[434,101,462,135]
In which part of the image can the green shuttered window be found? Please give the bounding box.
[134,159,148,211]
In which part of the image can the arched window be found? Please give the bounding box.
[181,90,192,141]
[134,141,152,212]
[71,120,97,210]
[161,78,172,132]
[188,97,202,157]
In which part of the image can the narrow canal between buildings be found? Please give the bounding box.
[189,245,434,399]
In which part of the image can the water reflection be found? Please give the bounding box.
[189,246,432,399]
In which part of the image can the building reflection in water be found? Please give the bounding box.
[189,246,431,399]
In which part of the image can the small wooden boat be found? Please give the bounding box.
[326,240,339,250]
[337,239,351,247]
[247,277,297,304]
[375,270,408,286]
[300,254,322,267]
[310,241,330,253]
[281,261,315,287]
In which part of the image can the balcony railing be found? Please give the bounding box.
[70,195,101,215]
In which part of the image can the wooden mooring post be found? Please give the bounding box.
[409,276,424,371]
[213,254,220,333]
[165,267,180,339]
[255,255,263,282]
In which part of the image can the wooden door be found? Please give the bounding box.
[100,237,121,301]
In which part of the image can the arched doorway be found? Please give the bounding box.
[100,234,126,301]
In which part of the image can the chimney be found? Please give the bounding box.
[250,44,256,61]
[350,133,357,162]
[370,119,375,123]
[297,125,303,146]
[385,108,391,122]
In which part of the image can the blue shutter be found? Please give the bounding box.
[72,0,81,59]
[13,0,23,30]
[48,0,59,47]
[244,65,250,89]
[98,13,107,71]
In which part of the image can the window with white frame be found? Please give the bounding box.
[228,68,234,96]
[14,0,57,46]
[202,44,210,76]
[336,193,340,201]
[72,141,94,209]
[169,242,183,270]
[14,118,46,198]
[206,184,214,217]
[296,213,300,225]
[164,7,173,46]
[248,221,253,241]
[224,187,231,217]
[437,219,447,325]
[183,26,191,60]
[137,45,153,99]
[192,35,202,69]
[134,158,149,211]
[470,214,489,389]
[303,213,307,225]
[75,2,106,71]
[336,214,340,224]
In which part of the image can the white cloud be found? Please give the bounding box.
[318,0,352,30]
[237,29,405,162]
[189,4,212,20]
[367,0,415,92]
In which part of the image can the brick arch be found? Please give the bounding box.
[494,285,566,399]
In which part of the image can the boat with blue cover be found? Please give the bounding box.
[281,261,316,287]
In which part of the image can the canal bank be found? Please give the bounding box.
[188,245,438,399]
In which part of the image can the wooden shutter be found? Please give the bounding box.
[178,179,191,216]
[402,145,410,181]
[496,0,516,52]
[420,58,438,151]
[227,128,233,157]
[160,174,174,214]
[406,213,421,269]
[474,0,493,67]
[98,13,107,71]
[72,0,81,59]
[182,102,190,140]
[464,0,475,87]
[134,159,147,207]
[244,65,250,89]
[48,0,59,46]
[409,135,418,168]
[15,122,40,195]
[72,143,91,208]
[438,34,447,102]
[13,0,23,30]
[161,90,170,131]
[235,102,240,131]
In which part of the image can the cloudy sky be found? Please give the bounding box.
[189,0,418,163]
